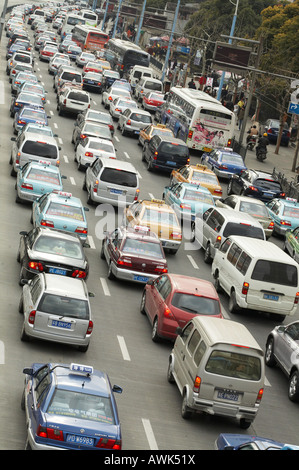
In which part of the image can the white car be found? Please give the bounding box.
[48,55,70,74]
[102,86,131,109]
[75,136,116,170]
[109,97,138,120]
[76,52,95,67]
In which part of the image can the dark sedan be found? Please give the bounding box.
[262,119,290,146]
[227,169,285,202]
[17,226,89,285]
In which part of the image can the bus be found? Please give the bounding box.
[81,10,98,27]
[106,38,150,77]
[60,13,86,39]
[72,25,109,52]
[160,87,236,152]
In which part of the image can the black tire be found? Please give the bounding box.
[78,344,89,352]
[10,166,17,177]
[20,324,30,342]
[240,418,251,429]
[151,317,160,342]
[214,273,222,293]
[289,371,299,402]
[167,361,175,384]
[140,290,146,314]
[21,389,26,411]
[203,243,212,264]
[228,289,240,313]
[181,391,192,419]
[107,261,115,280]
[227,179,233,195]
[18,295,24,314]
[265,337,277,367]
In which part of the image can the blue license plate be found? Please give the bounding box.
[134,130,140,135]
[66,435,94,446]
[110,188,122,194]
[217,390,239,401]
[134,275,149,282]
[86,80,94,84]
[49,267,67,275]
[263,293,279,301]
[167,161,176,166]
[52,320,72,329]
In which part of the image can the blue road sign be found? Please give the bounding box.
[288,102,299,115]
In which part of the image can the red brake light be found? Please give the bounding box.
[170,232,182,240]
[37,425,64,441]
[117,258,132,267]
[280,220,291,226]
[249,186,258,191]
[256,388,264,404]
[72,269,86,279]
[193,376,201,393]
[96,438,121,449]
[242,282,249,295]
[75,227,88,234]
[86,320,93,335]
[28,261,43,272]
[21,183,33,190]
[127,119,131,125]
[28,310,36,325]
[84,152,93,157]
[40,219,54,227]
[188,130,193,139]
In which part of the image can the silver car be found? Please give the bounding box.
[19,273,94,352]
[76,51,95,67]
[118,108,152,137]
[265,321,299,402]
[109,97,137,120]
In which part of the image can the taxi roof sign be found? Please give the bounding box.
[53,191,72,198]
[70,363,93,376]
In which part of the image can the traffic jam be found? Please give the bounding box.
[2,1,299,451]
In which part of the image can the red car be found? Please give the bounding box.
[101,226,168,283]
[39,45,58,62]
[142,92,165,112]
[140,273,223,342]
[83,61,103,75]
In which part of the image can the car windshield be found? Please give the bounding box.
[68,91,89,102]
[27,168,60,185]
[34,235,83,259]
[192,171,218,184]
[100,168,137,187]
[172,292,220,315]
[46,202,84,221]
[122,239,163,258]
[38,293,88,319]
[143,209,179,226]
[222,222,265,240]
[131,113,151,123]
[239,201,269,217]
[89,141,113,152]
[283,206,299,218]
[85,124,110,137]
[47,389,115,424]
[254,179,281,191]
[205,350,261,381]
[221,153,244,164]
[251,260,298,287]
[160,142,189,157]
[183,189,214,205]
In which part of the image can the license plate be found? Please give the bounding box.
[134,130,140,135]
[110,188,123,195]
[263,293,279,301]
[217,390,239,401]
[86,80,94,84]
[66,435,94,446]
[134,275,149,282]
[203,147,212,152]
[49,267,67,275]
[52,320,72,329]
[167,161,176,166]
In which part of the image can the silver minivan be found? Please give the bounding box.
[19,273,94,352]
[10,132,61,176]
[135,77,163,102]
[168,316,265,429]
[84,157,139,207]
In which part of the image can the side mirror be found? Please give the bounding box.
[61,175,67,179]
[88,292,95,297]
[11,137,16,141]
[20,279,29,285]
[47,115,51,119]
[112,385,123,394]
[277,326,286,333]
[23,367,34,376]
[19,230,28,235]
[84,207,89,211]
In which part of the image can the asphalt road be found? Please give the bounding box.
[0,6,299,451]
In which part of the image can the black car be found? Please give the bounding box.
[17,226,89,285]
[142,135,190,173]
[227,169,285,202]
[82,72,103,93]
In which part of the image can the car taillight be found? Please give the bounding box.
[108,96,113,101]
[126,119,131,125]
[227,139,232,147]
[134,188,140,201]
[267,129,273,134]
[63,99,67,105]
[155,266,168,274]
[28,310,36,325]
[21,183,33,190]
[93,180,99,193]
[28,261,43,272]
[72,269,86,279]
[37,425,64,441]
[86,320,93,335]
[280,192,286,198]
[163,306,173,317]
[96,438,121,449]
[188,130,193,139]
[248,185,258,191]
[214,189,222,195]
[268,221,274,229]
[242,282,249,295]
[117,257,132,267]
[219,164,228,170]
[75,227,88,234]
[294,292,299,305]
[80,134,87,139]
[109,124,114,131]
[193,375,201,393]
[180,203,191,210]
[115,108,121,112]
[256,388,264,404]
[40,219,54,227]
[170,232,182,240]
[85,152,93,157]
[280,220,291,226]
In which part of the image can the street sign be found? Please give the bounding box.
[288,102,299,115]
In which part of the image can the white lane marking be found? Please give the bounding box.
[142,418,158,450]
[47,99,50,104]
[137,170,142,179]
[187,254,199,269]
[117,335,131,361]
[53,122,58,129]
[124,151,130,159]
[58,137,63,145]
[114,135,119,142]
[87,235,95,249]
[63,155,69,163]
[70,176,76,185]
[100,277,110,296]
[50,110,54,116]
[93,100,97,105]
[148,193,154,199]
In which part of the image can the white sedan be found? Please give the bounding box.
[109,97,138,120]
[102,86,131,109]
[75,136,116,170]
[76,52,95,67]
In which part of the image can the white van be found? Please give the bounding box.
[128,65,153,90]
[212,235,299,321]
[135,77,163,102]
[168,316,265,429]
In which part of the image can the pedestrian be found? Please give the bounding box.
[188,78,196,89]
[238,104,245,131]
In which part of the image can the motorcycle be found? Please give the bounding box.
[256,146,267,161]
[246,134,258,151]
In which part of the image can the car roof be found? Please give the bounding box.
[140,199,175,212]
[52,364,111,396]
[212,207,262,225]
[87,137,114,145]
[46,191,83,206]
[228,195,266,205]
[167,273,218,297]
[155,135,188,145]
[99,158,137,172]
[122,226,160,242]
[190,163,215,174]
[180,183,212,194]
[42,273,88,298]
[22,132,57,144]
[27,162,59,172]
[35,226,82,242]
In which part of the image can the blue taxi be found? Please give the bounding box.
[11,71,38,95]
[21,362,123,450]
[163,182,215,221]
[215,433,299,450]
[31,191,89,242]
[10,91,44,117]
[13,106,50,134]
[266,197,299,236]
[202,147,247,179]
[16,162,65,203]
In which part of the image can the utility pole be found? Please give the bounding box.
[135,0,146,46]
[102,0,109,31]
[112,0,123,38]
[161,0,181,82]
[0,0,9,44]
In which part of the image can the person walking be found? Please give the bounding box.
[238,103,246,131]
[188,78,196,89]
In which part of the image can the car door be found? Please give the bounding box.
[274,323,299,375]
[147,275,168,326]
[26,364,52,440]
[32,193,48,225]
[172,321,195,389]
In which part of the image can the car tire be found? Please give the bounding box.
[121,126,127,136]
[107,261,115,280]
[77,157,83,171]
[78,344,89,353]
[228,289,240,313]
[100,242,106,260]
[240,418,251,429]
[86,189,93,205]
[214,272,222,293]
[151,317,160,342]
[58,106,63,116]
[270,313,286,322]
[289,371,299,402]
[20,324,30,342]
[167,361,175,384]
[227,179,233,195]
[147,159,153,172]
[21,389,26,411]
[82,177,87,191]
[203,243,212,264]
[181,391,192,419]
[140,290,146,314]
[10,166,17,177]
[190,222,195,242]
[265,337,277,367]
[18,295,24,314]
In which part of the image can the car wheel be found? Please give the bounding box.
[203,243,212,264]
[151,317,160,342]
[147,159,153,172]
[20,324,30,342]
[214,272,222,293]
[265,337,277,367]
[100,242,106,260]
[190,222,195,242]
[227,179,233,195]
[289,371,299,402]
[10,166,17,177]
[141,147,146,162]
[240,418,251,429]
[228,289,240,313]
[270,313,286,322]
[78,344,89,352]
[18,295,24,314]
[86,188,93,205]
[107,261,115,280]
[21,389,26,411]
[77,157,83,171]
[15,193,22,203]
[121,126,127,136]
[140,290,146,314]
[181,391,192,419]
[167,361,175,384]
[82,176,87,191]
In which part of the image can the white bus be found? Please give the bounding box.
[60,13,86,39]
[81,10,98,27]
[160,87,236,152]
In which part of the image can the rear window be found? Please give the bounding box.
[145,81,162,91]
[159,142,189,157]
[171,293,220,316]
[15,54,31,63]
[38,293,89,319]
[283,206,299,217]
[34,235,83,260]
[22,141,57,159]
[68,91,89,102]
[27,168,60,185]
[254,179,281,191]
[251,260,298,287]
[239,201,269,217]
[206,350,261,381]
[222,222,265,240]
[122,239,163,258]
[131,113,152,124]
[46,202,84,222]
[61,72,82,83]
[221,153,243,164]
[100,168,137,188]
